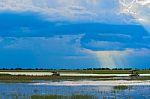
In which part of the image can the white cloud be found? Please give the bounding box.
[0,0,97,21]
[136,0,150,6]
[0,0,133,24]
[119,0,150,32]
[85,40,123,50]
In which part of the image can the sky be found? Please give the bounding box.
[0,0,150,69]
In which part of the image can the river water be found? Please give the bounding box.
[0,81,150,99]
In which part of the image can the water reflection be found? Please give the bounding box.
[0,83,149,99]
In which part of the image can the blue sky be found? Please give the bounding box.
[0,0,150,69]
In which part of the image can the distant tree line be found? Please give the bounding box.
[0,67,150,70]
[0,68,56,70]
[83,68,133,70]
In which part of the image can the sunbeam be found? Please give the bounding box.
[94,51,128,68]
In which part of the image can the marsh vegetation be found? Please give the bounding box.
[0,83,149,99]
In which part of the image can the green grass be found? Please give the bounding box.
[0,74,150,83]
[0,74,115,83]
[0,70,149,74]
[31,95,97,99]
[0,70,149,83]
[113,85,131,90]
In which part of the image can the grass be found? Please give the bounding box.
[0,74,116,83]
[0,70,150,74]
[31,95,97,99]
[0,70,149,83]
[0,74,150,83]
[113,85,131,90]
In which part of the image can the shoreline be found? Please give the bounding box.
[0,72,150,76]
[0,71,150,83]
[29,80,150,86]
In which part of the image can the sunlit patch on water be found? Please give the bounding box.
[30,80,150,86]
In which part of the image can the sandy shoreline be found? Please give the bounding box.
[30,80,150,86]
[0,72,150,77]
[0,72,150,85]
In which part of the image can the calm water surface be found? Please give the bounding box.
[0,82,149,99]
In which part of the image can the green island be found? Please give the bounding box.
[0,69,150,74]
[0,70,150,83]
